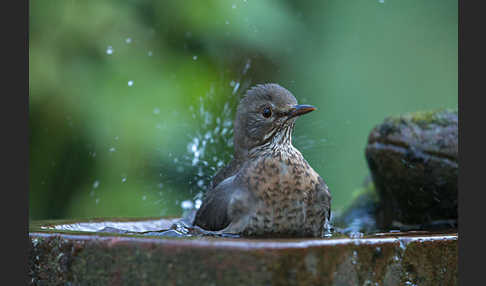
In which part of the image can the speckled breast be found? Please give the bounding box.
[240,152,326,237]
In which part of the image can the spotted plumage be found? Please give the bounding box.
[194,83,331,237]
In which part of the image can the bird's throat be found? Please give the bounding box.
[248,125,297,159]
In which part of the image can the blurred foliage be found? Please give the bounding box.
[29,0,457,220]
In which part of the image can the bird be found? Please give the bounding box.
[193,83,331,237]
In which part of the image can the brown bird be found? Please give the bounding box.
[194,83,331,237]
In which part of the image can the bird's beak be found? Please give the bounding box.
[288,104,316,118]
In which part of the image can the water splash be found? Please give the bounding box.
[146,60,253,214]
[156,84,239,212]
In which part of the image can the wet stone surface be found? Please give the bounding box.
[29,218,457,286]
[365,109,458,229]
[332,180,381,235]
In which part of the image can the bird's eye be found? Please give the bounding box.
[262,107,272,118]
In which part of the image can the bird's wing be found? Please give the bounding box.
[211,158,241,189]
[194,175,237,231]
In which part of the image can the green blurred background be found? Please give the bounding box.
[29,0,457,220]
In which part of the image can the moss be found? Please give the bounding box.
[385,109,457,129]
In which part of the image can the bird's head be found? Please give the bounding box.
[233,83,316,158]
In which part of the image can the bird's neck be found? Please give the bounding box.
[246,126,301,161]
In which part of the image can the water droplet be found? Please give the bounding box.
[197,179,204,187]
[93,180,100,189]
[142,195,147,201]
[95,198,100,204]
[195,199,202,209]
[351,250,358,265]
[399,239,408,250]
[114,136,119,141]
[232,82,240,94]
[148,51,153,56]
[181,200,194,210]
[242,57,251,74]
[225,20,230,25]
[349,231,363,239]
[192,55,198,60]
[121,177,127,183]
[109,147,116,152]
[125,37,132,44]
[128,80,134,87]
[153,108,160,115]
[106,46,114,55]
[232,4,237,9]
[378,0,385,3]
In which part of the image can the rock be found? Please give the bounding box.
[365,109,458,229]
